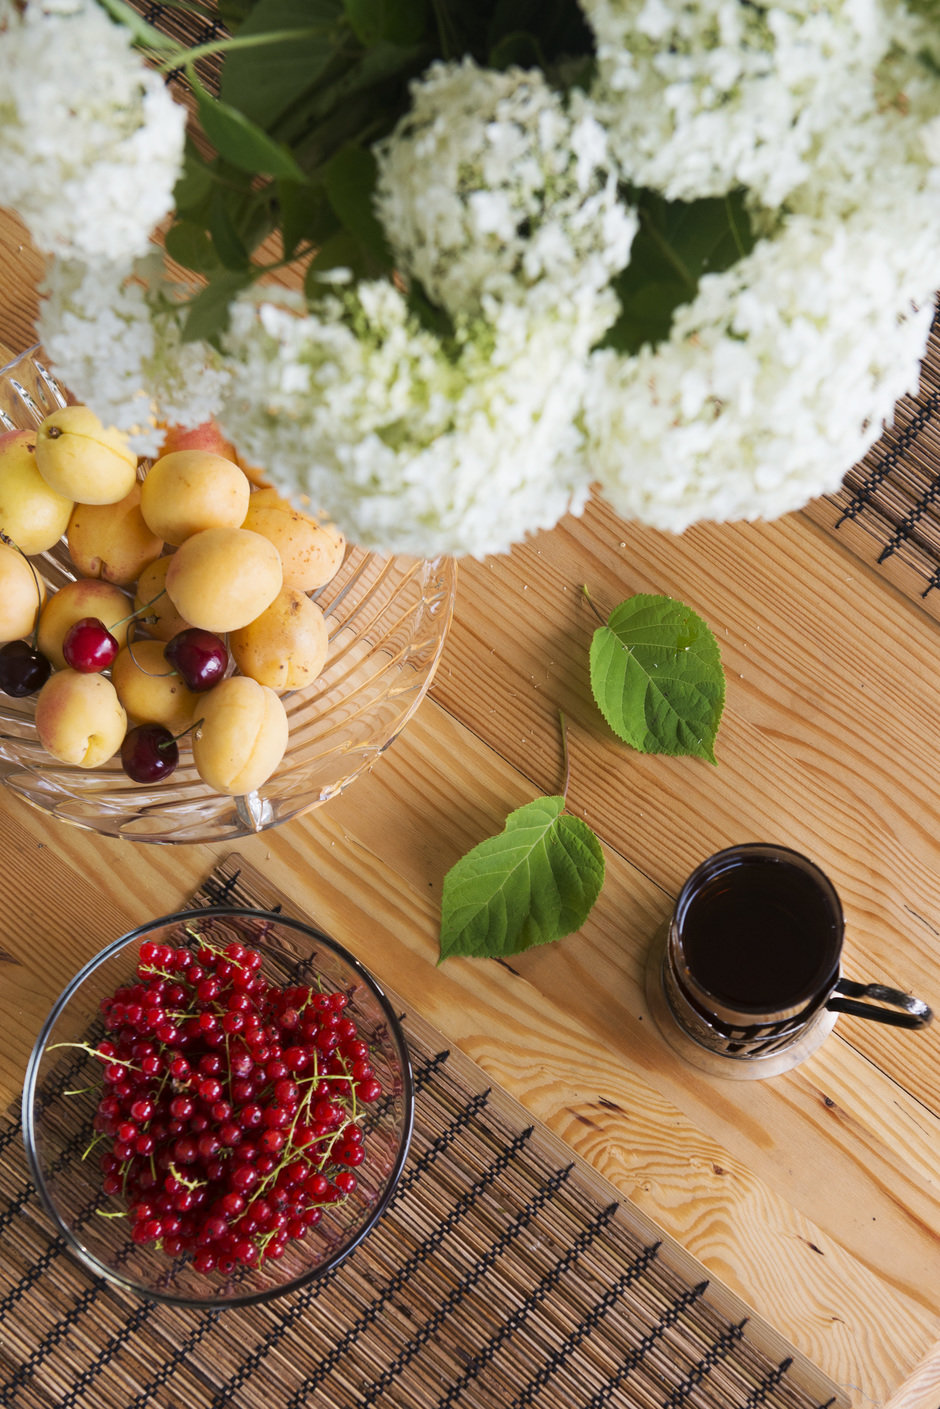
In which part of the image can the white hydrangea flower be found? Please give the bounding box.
[786,23,940,230]
[584,210,939,532]
[218,281,593,559]
[582,0,895,208]
[374,58,637,328]
[38,254,230,456]
[0,0,186,264]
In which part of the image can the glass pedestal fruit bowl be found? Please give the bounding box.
[0,346,456,842]
[22,908,414,1309]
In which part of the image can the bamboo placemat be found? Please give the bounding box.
[0,854,847,1409]
[805,303,940,619]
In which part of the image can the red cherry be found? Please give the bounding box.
[164,628,228,691]
[120,723,179,783]
[62,616,119,672]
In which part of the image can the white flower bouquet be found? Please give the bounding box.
[3,0,940,559]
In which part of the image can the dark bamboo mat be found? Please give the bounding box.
[0,855,847,1409]
[805,302,940,618]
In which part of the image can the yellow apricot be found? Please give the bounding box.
[230,587,329,692]
[192,675,288,795]
[0,429,73,554]
[35,669,127,768]
[67,484,164,585]
[111,639,198,733]
[133,556,191,642]
[140,450,251,546]
[37,579,132,671]
[165,528,282,634]
[241,487,345,591]
[35,405,137,505]
[0,541,45,643]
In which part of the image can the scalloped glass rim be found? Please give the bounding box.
[22,907,415,1308]
[0,347,456,842]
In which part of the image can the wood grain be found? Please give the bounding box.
[0,212,42,363]
[1,204,939,1407]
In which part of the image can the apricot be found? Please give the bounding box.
[0,429,74,554]
[67,484,164,585]
[37,578,132,671]
[35,669,127,768]
[133,556,191,642]
[35,405,137,505]
[241,487,345,592]
[140,449,251,546]
[192,675,288,795]
[230,587,329,692]
[110,639,198,733]
[157,419,239,462]
[165,528,282,634]
[0,540,45,642]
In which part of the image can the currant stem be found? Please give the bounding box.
[48,1041,140,1070]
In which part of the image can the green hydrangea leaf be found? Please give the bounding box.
[589,594,725,763]
[439,796,605,961]
[219,0,343,130]
[603,189,755,355]
[323,144,393,267]
[180,268,255,344]
[194,85,307,181]
[343,0,428,46]
[164,219,219,275]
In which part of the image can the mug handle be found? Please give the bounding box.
[826,979,932,1029]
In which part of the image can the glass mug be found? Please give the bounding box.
[646,843,933,1079]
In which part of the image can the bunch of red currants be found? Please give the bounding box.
[88,930,382,1274]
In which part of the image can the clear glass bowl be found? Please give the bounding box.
[22,907,414,1308]
[0,346,456,842]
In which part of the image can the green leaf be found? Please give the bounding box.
[173,143,214,218]
[439,797,605,961]
[219,0,343,130]
[218,0,259,28]
[343,0,428,45]
[589,594,725,764]
[305,229,364,285]
[180,268,255,344]
[208,189,250,270]
[487,0,593,65]
[489,30,543,69]
[164,219,219,275]
[323,144,392,267]
[277,178,337,259]
[604,189,755,355]
[194,82,308,180]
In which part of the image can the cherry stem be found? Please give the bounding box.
[125,605,178,678]
[112,588,166,631]
[158,720,198,751]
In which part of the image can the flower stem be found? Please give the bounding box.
[156,26,339,74]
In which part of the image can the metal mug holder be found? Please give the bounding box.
[645,845,933,1081]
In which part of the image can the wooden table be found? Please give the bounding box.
[1,211,938,1409]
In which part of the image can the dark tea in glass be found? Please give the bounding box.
[648,843,931,1079]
